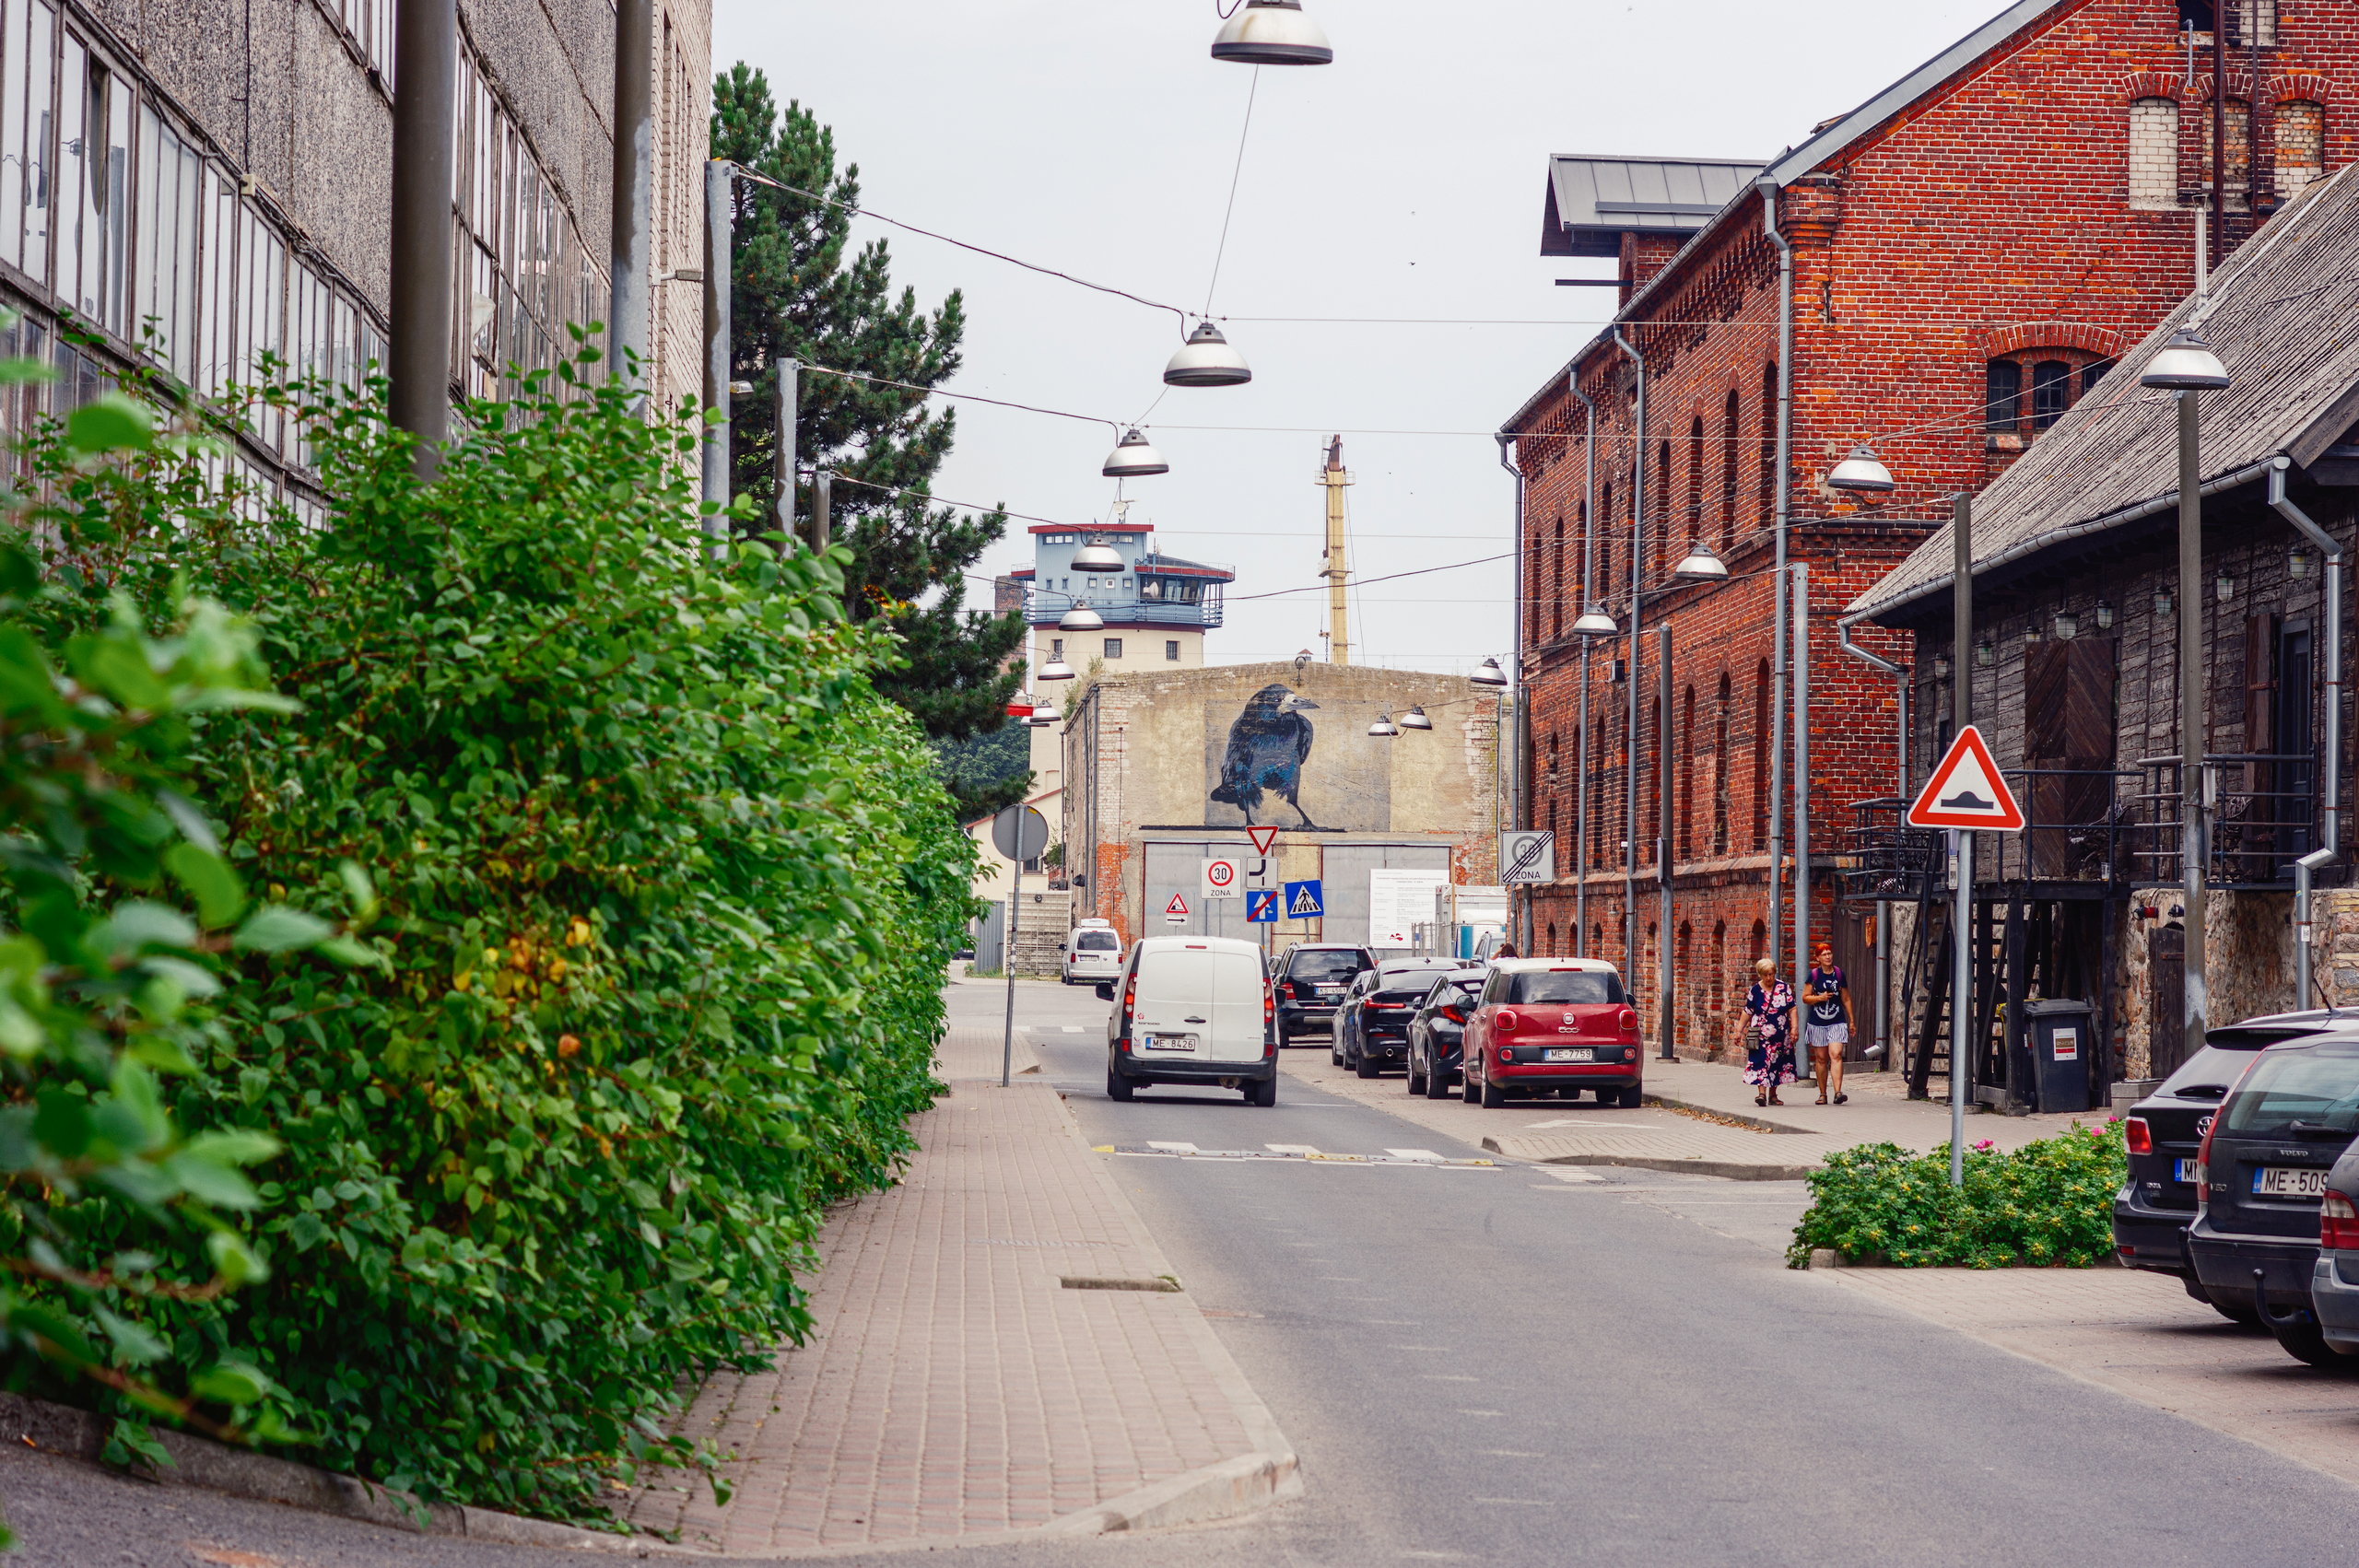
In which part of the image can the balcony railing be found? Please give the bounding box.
[2135,753,2319,889]
[1024,591,1226,629]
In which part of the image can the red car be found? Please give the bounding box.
[1461,958,1643,1108]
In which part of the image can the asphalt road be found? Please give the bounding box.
[6,977,2355,1567]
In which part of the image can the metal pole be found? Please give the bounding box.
[1573,380,1598,957]
[1659,622,1675,1059]
[1003,869,1017,1088]
[387,0,455,471]
[1952,493,1973,1111]
[1612,328,1645,986]
[2211,16,2225,279]
[1951,828,1972,1184]
[1760,181,1794,986]
[814,468,833,552]
[2179,392,2208,1060]
[608,0,654,382]
[1792,562,1812,1069]
[702,161,733,535]
[776,358,798,544]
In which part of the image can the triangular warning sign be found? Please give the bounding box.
[1907,724,2025,831]
[1165,893,1190,916]
[1247,825,1279,856]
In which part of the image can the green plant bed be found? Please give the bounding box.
[1786,1122,2126,1270]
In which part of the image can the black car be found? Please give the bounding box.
[1333,958,1469,1077]
[1273,943,1374,1040]
[1406,970,1486,1098]
[2114,1019,2330,1318]
[2187,1025,2359,1365]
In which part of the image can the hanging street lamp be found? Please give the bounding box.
[1211,0,1333,65]
[1059,601,1106,631]
[1071,532,1126,570]
[1672,541,1731,581]
[1400,705,1433,731]
[1368,713,1400,738]
[1573,603,1620,637]
[1102,428,1169,478]
[1164,321,1252,387]
[2140,326,2232,391]
[1039,658,1077,682]
[1470,658,1509,687]
[1828,444,1895,493]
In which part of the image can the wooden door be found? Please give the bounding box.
[2025,639,2118,877]
[2147,925,2187,1080]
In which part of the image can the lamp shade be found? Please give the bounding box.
[1071,532,1125,570]
[1672,541,1730,581]
[1828,444,1895,493]
[2140,326,2231,391]
[1058,602,1105,631]
[1211,0,1332,65]
[1039,659,1076,682]
[1572,603,1620,637]
[1102,428,1169,478]
[1400,705,1433,731]
[1027,712,1057,727]
[1164,321,1252,388]
[1368,714,1400,738]
[1470,658,1509,688]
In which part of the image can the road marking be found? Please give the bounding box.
[1479,1450,1548,1458]
[1522,1117,1670,1131]
[1265,1143,1321,1154]
[1389,1345,1449,1352]
[1421,1375,1481,1382]
[1473,1498,1557,1506]
[1456,1409,1504,1416]
[1103,1146,1496,1168]
[1537,1168,1607,1184]
[1146,1141,1200,1153]
[1062,1026,1085,1032]
[1386,1148,1445,1162]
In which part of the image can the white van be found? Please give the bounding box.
[1062,919,1124,985]
[1097,935,1276,1106]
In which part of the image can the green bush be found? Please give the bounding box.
[1786,1122,2126,1270]
[6,354,974,1517]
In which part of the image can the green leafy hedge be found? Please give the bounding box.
[4,354,974,1517]
[1786,1123,2126,1270]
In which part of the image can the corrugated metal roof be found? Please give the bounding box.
[1542,157,1763,258]
[1844,163,2359,626]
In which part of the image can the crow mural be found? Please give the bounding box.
[1211,684,1320,827]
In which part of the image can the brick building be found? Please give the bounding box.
[1502,0,2359,1062]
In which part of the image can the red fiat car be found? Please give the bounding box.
[1461,957,1642,1108]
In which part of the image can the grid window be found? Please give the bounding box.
[1165,639,1180,661]
[2030,359,2071,428]
[1984,360,2022,433]
[1103,638,1123,660]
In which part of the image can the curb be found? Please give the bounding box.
[1641,1091,1813,1135]
[1479,1138,1823,1182]
[1037,1449,1303,1537]
[0,1391,656,1554]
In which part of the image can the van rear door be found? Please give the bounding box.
[1208,947,1266,1061]
[1133,945,1218,1049]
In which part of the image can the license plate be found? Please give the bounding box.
[2173,1158,2199,1184]
[1144,1034,1200,1053]
[1318,986,1344,996]
[1543,1047,1595,1063]
[2254,1166,2330,1198]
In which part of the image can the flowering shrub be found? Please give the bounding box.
[1786,1123,2126,1269]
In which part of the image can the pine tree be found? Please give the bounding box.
[711,64,1029,815]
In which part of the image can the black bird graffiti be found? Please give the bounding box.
[1211,685,1320,827]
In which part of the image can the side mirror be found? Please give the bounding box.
[1095,982,1116,1001]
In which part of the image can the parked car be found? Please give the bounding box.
[2114,1016,2333,1318]
[1062,919,1124,986]
[2312,1139,2359,1357]
[1097,935,1277,1106]
[2187,1024,2359,1364]
[1461,957,1640,1108]
[1407,969,1487,1098]
[1332,958,1469,1077]
[1272,942,1375,1041]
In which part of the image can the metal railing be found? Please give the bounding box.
[2136,753,2321,888]
[1839,767,2142,898]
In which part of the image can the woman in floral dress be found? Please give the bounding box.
[1743,957,1796,1107]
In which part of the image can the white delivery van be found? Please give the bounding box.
[1097,935,1276,1106]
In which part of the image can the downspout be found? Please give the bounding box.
[2269,456,2342,1011]
[1573,377,1599,954]
[1759,177,1795,986]
[1613,325,1647,999]
[1839,611,1910,1068]
[1497,433,1531,953]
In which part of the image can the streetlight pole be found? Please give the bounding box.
[702,160,734,536]
[776,359,798,544]
[2178,391,2207,1061]
[1612,328,1646,992]
[1658,622,1674,1059]
[387,0,456,471]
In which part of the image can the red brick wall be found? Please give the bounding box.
[1507,0,2359,1055]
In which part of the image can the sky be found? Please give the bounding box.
[710,0,1999,676]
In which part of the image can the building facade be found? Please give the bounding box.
[1506,0,2359,1063]
[0,0,708,502]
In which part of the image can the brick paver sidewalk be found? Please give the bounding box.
[625,1024,1295,1555]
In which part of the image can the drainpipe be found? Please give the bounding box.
[1839,611,1910,1069]
[1759,177,1795,986]
[1613,325,1647,1000]
[1497,434,1531,953]
[703,160,734,535]
[2270,456,2342,1012]
[1573,378,1599,954]
[1792,563,1812,1068]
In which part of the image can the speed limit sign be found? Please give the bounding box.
[1200,857,1243,901]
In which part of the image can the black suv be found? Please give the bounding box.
[1332,958,1469,1077]
[1273,943,1374,1041]
[2188,1024,2359,1365]
[2115,1018,2332,1319]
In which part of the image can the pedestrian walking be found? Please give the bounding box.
[1802,941,1857,1106]
[1743,957,1795,1107]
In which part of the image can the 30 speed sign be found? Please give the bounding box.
[1200,857,1243,900]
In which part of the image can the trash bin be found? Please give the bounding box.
[2021,998,2095,1115]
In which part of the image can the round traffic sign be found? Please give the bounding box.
[1206,860,1237,888]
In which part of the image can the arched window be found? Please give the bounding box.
[1676,921,1693,1050]
[1714,673,1732,854]
[1719,389,1741,546]
[2030,360,2071,427]
[1710,919,1728,1049]
[1985,360,2022,432]
[1551,514,1565,641]
[2279,99,2324,196]
[1753,659,1771,849]
[1601,480,1615,600]
[1655,440,1672,579]
[1646,695,1661,866]
[1749,919,1766,967]
[1685,415,1705,547]
[1757,362,1778,517]
[1592,922,1603,960]
[2129,97,2180,210]
[1547,921,1557,956]
[1679,685,1696,860]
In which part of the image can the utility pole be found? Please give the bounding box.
[776,359,798,543]
[387,0,455,471]
[1320,436,1352,664]
[702,160,733,535]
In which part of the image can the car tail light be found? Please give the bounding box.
[1122,974,1137,1026]
[1498,1046,1514,1064]
[1265,984,1275,1027]
[2124,1117,2152,1156]
[1496,1010,1520,1036]
[1615,1008,1638,1036]
[2325,1192,2359,1250]
[1441,1005,1467,1024]
[2193,1115,2217,1215]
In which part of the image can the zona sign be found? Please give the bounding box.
[1906,725,2025,832]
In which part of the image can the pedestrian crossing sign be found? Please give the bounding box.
[1247,889,1278,923]
[1284,879,1324,919]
